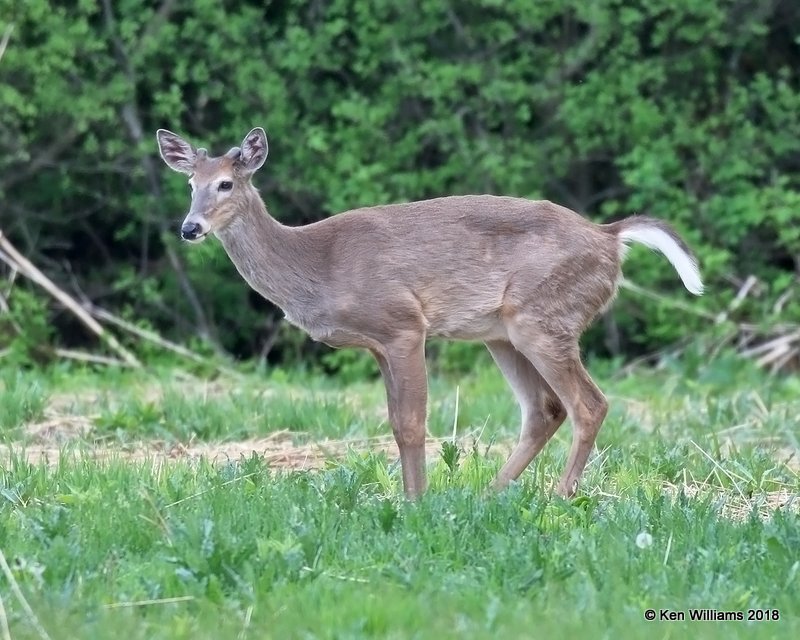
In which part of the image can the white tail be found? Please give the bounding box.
[617,219,704,295]
[157,127,704,500]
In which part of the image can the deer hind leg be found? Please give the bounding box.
[486,340,567,491]
[372,332,429,499]
[507,327,608,498]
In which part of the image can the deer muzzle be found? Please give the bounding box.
[180,219,209,242]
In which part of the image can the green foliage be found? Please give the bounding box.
[428,340,492,377]
[319,348,379,384]
[0,287,53,366]
[1,0,799,367]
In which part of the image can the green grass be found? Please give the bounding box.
[1,455,797,639]
[0,354,799,638]
[0,370,48,432]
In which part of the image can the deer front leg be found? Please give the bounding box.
[372,334,429,498]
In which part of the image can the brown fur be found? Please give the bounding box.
[157,127,701,499]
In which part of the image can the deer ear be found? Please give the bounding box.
[156,129,196,175]
[239,128,268,173]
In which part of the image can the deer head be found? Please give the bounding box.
[156,128,269,242]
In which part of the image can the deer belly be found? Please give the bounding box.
[427,313,508,342]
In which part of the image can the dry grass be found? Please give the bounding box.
[0,432,463,470]
[1,417,505,472]
[662,481,799,521]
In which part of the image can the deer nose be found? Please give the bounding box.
[181,222,201,240]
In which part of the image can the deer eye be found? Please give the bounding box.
[218,181,233,191]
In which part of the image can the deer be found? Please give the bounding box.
[156,127,703,499]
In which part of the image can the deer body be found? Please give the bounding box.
[157,127,703,499]
[219,193,619,348]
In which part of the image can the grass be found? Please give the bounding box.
[0,370,48,432]
[0,352,799,638]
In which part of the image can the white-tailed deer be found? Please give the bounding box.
[157,127,703,499]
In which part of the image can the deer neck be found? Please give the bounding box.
[215,192,322,313]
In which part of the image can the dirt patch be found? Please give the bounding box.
[24,414,95,444]
[3,379,493,468]
[0,430,500,470]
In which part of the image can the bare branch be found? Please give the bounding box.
[0,23,12,62]
[53,348,134,367]
[0,229,141,367]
